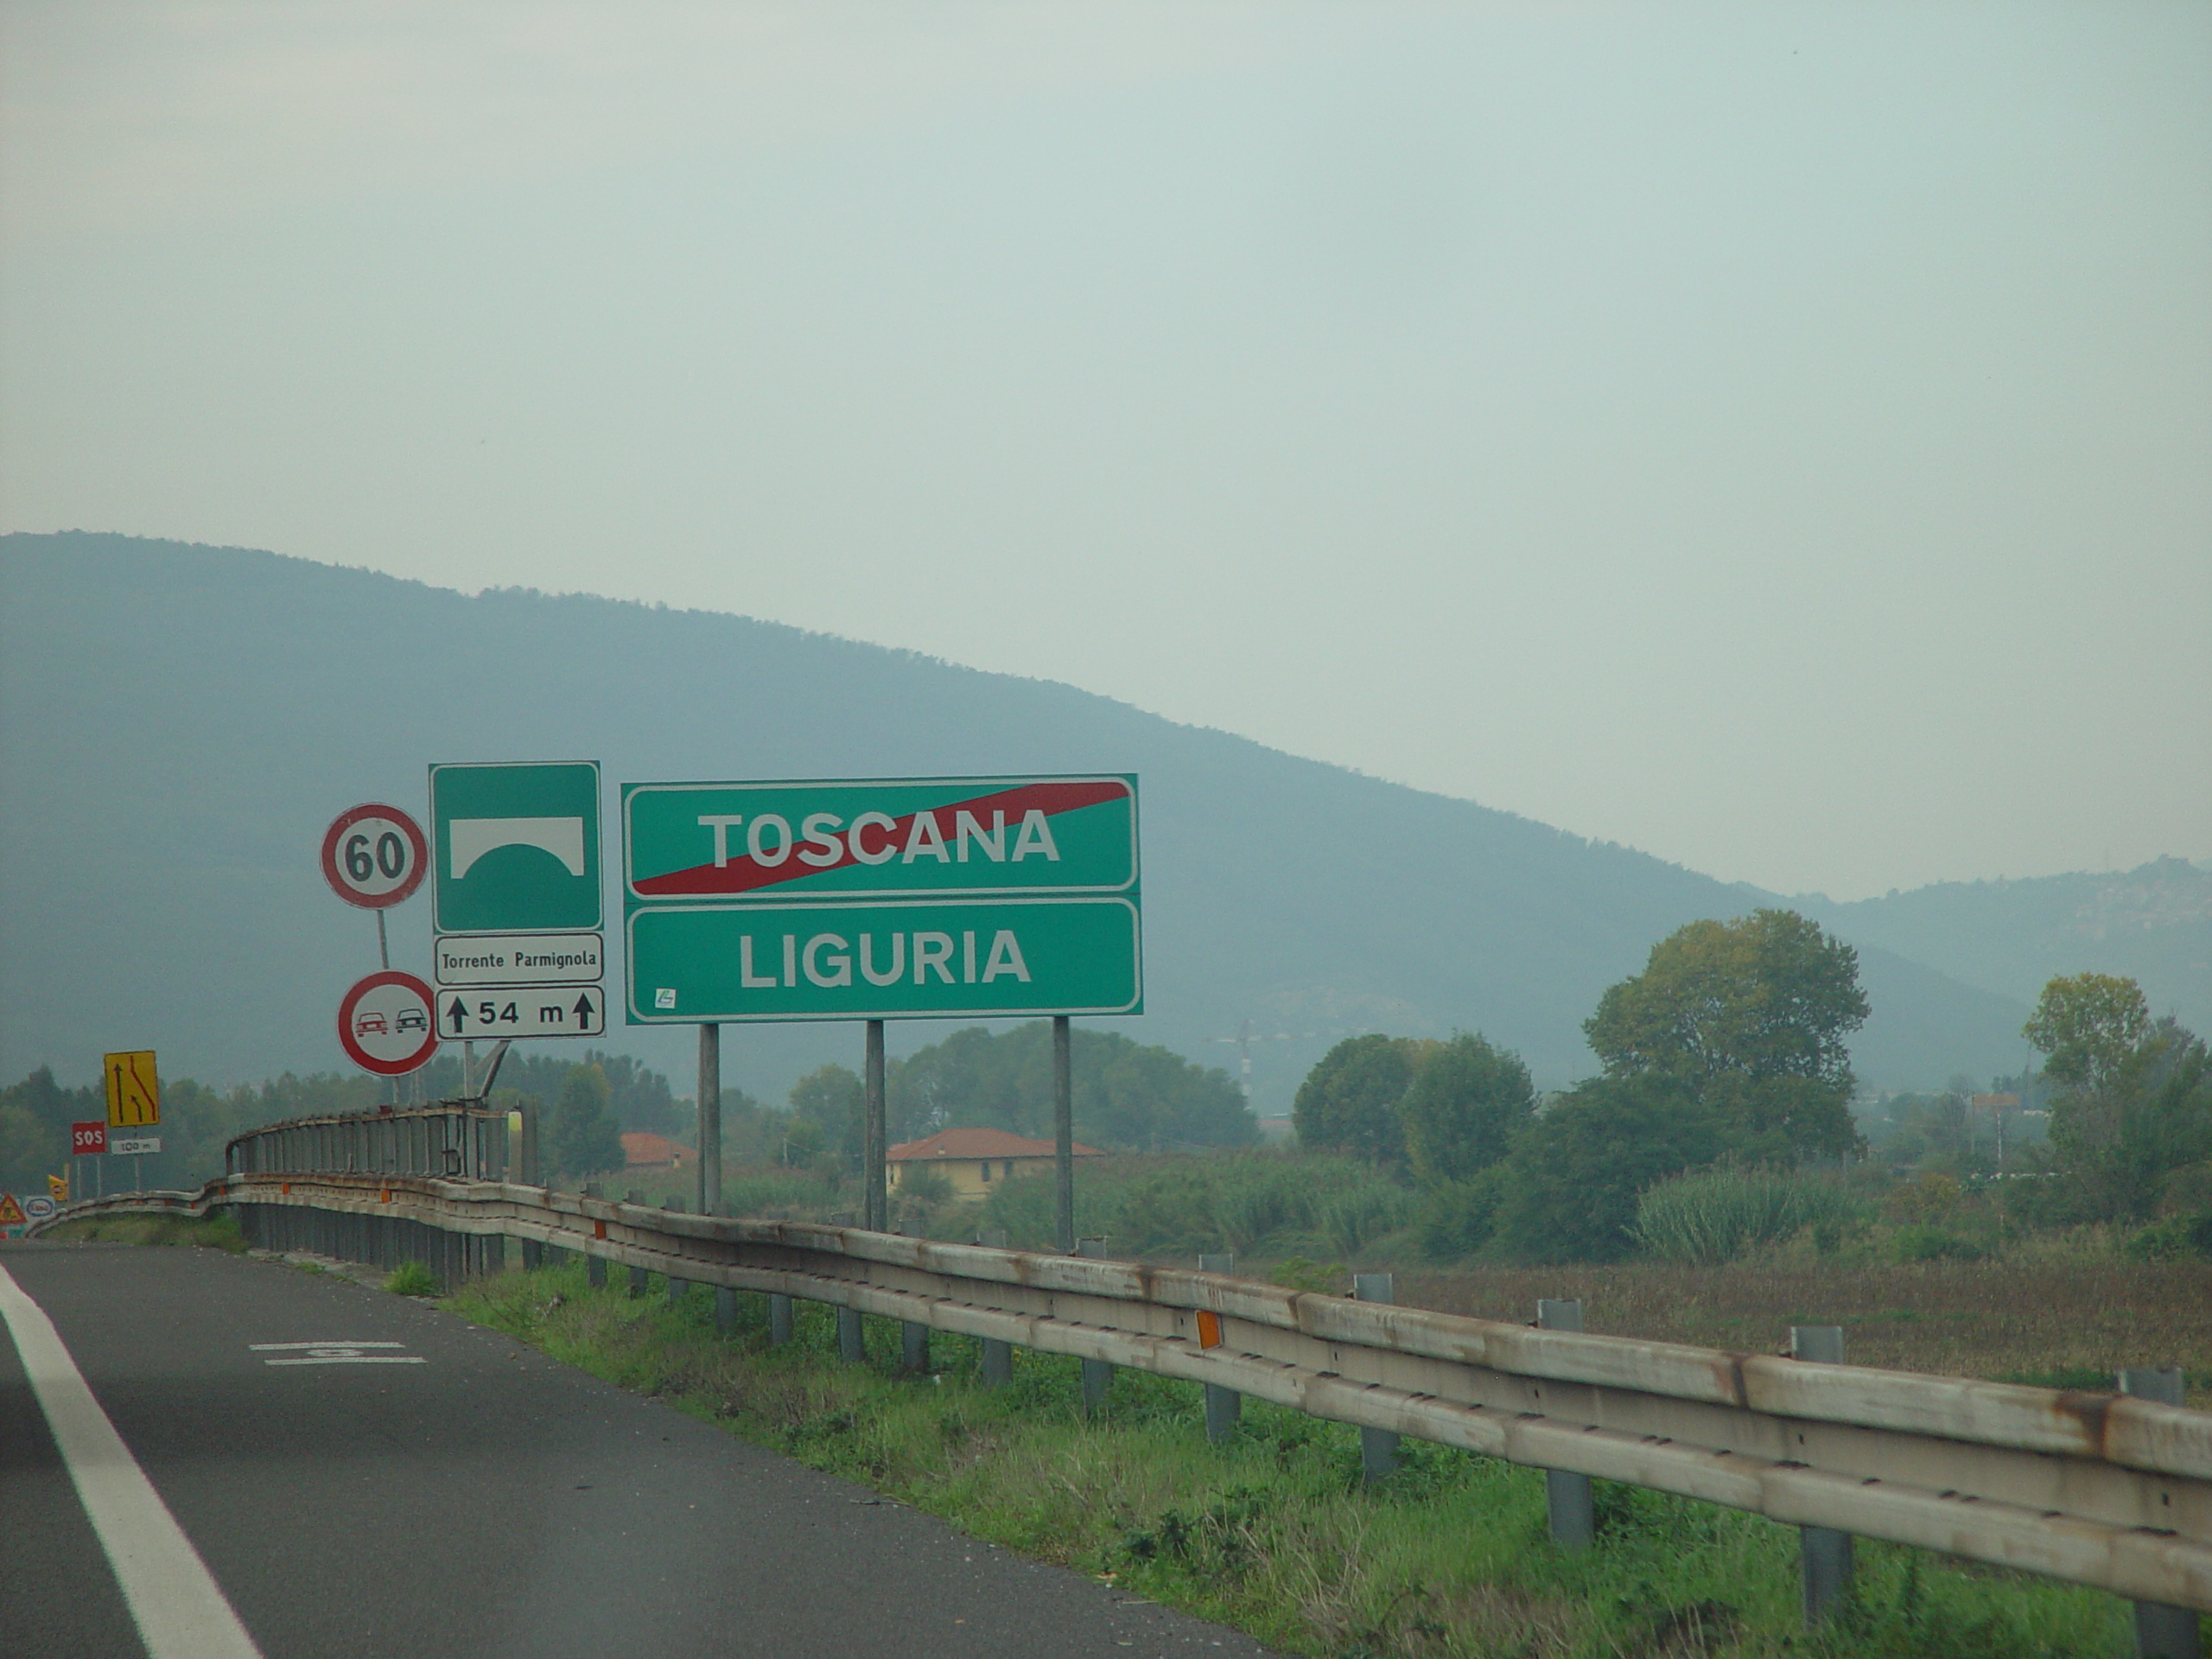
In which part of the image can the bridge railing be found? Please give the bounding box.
[32,1166,2212,1624]
[223,1103,510,1181]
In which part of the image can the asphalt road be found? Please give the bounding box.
[1,1240,1282,1659]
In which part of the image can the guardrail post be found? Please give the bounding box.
[1539,1300,1594,1547]
[1077,1237,1114,1412]
[770,1294,794,1346]
[715,1287,738,1335]
[902,1319,931,1374]
[662,1198,691,1299]
[1791,1325,1853,1624]
[838,1306,866,1364]
[1198,1253,1241,1444]
[2119,1366,2200,1659]
[1355,1274,1401,1482]
[976,1230,1014,1385]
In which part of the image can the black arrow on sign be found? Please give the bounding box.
[574,992,594,1026]
[447,997,468,1034]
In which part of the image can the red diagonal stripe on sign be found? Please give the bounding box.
[632,779,1128,897]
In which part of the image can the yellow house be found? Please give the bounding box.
[887,1127,1105,1202]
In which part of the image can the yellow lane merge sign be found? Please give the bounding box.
[105,1050,161,1128]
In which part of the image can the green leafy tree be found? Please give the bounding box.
[887,1023,1253,1150]
[790,1064,866,1172]
[1396,1033,1535,1185]
[1292,1034,1414,1162]
[2024,974,2152,1094]
[1491,1075,1726,1262]
[1583,909,1867,1159]
[2031,1009,2210,1223]
[548,1062,624,1181]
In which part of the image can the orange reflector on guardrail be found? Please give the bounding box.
[380,1188,391,1204]
[1197,1309,1224,1350]
[594,1219,607,1240]
[281,1183,290,1195]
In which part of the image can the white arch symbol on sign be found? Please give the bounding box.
[448,817,587,879]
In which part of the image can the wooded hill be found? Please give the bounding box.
[3,531,2136,1112]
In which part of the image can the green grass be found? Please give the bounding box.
[443,1262,2134,1657]
[42,1211,248,1252]
[385,1260,441,1296]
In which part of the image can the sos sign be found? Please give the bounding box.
[321,804,429,910]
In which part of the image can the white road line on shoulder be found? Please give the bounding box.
[248,1340,407,1350]
[0,1264,263,1659]
[264,1356,426,1366]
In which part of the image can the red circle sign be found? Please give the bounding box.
[337,970,442,1076]
[321,804,428,910]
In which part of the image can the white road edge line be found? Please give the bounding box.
[0,1264,264,1659]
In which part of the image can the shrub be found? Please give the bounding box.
[1414,1173,1504,1262]
[1491,1076,1725,1263]
[1885,1171,1962,1224]
[2123,1211,2212,1262]
[1633,1166,1865,1264]
[1319,1185,1413,1256]
[1891,1224,1986,1262]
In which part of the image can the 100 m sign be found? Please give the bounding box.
[626,898,1141,1023]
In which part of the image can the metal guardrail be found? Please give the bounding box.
[33,1163,2212,1619]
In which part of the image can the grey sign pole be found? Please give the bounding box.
[1053,1015,1074,1252]
[1538,1299,1595,1547]
[864,1020,887,1232]
[696,1024,721,1217]
[1791,1325,1854,1624]
[2120,1366,2200,1659]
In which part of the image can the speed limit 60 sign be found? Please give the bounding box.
[322,804,429,910]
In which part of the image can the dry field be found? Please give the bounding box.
[1396,1253,2212,1404]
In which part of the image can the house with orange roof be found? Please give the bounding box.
[887,1127,1104,1201]
[620,1131,691,1170]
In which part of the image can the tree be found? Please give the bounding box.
[1490,1075,1726,1263]
[548,1062,624,1181]
[886,1023,1254,1150]
[2032,1013,2209,1223]
[790,1064,866,1172]
[2024,974,2152,1094]
[1292,1035,1414,1162]
[1396,1033,1535,1186]
[1583,909,1867,1159]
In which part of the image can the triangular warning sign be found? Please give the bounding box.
[0,1192,26,1224]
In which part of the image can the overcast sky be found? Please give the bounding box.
[5,2,2206,900]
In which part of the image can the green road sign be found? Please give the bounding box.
[430,761,602,935]
[625,898,1141,1024]
[622,775,1135,903]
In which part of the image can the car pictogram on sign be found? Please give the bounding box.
[337,970,441,1077]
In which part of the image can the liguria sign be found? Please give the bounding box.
[621,775,1141,1024]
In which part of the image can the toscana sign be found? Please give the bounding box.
[621,776,1141,1025]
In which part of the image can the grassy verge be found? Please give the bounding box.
[42,1211,248,1252]
[444,1261,2131,1658]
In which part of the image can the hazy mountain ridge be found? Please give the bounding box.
[1793,861,2211,1039]
[0,531,2120,1112]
